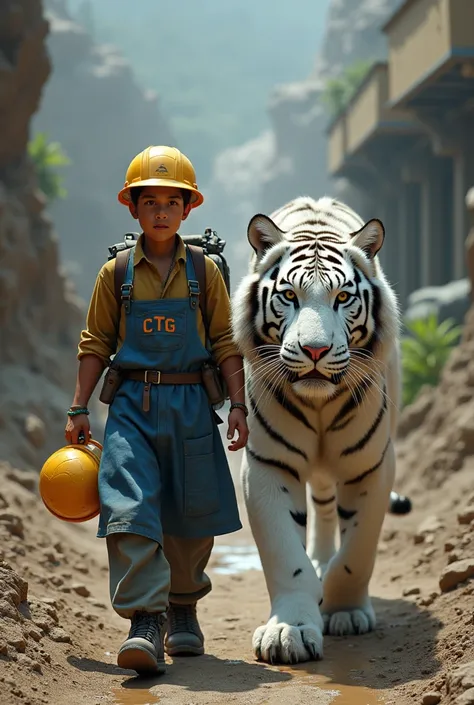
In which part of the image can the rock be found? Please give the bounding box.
[458,506,474,525]
[448,662,474,690]
[421,692,441,705]
[71,583,91,598]
[403,586,421,597]
[90,601,107,610]
[74,562,89,575]
[456,689,474,705]
[414,516,444,544]
[397,387,436,439]
[0,512,24,539]
[49,627,72,644]
[0,564,28,606]
[15,653,43,674]
[448,552,462,564]
[419,592,438,607]
[26,627,43,643]
[24,413,46,448]
[405,279,471,330]
[7,632,27,653]
[439,559,474,592]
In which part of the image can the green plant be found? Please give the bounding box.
[28,132,70,202]
[322,59,374,119]
[401,313,462,407]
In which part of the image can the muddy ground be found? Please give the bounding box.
[1,433,474,705]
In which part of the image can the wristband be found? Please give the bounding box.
[229,402,248,417]
[67,407,89,417]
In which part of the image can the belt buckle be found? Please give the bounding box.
[144,370,161,384]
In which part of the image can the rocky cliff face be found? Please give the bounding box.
[33,0,176,300]
[207,0,404,284]
[0,0,83,469]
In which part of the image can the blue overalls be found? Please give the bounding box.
[98,247,242,617]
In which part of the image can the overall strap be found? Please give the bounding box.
[187,245,209,340]
[114,246,135,315]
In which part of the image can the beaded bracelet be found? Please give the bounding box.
[229,402,248,417]
[67,407,89,417]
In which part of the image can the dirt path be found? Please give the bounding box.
[42,486,472,705]
[1,446,473,705]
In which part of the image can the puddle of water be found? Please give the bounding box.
[318,681,383,704]
[112,687,159,705]
[275,671,384,704]
[212,544,262,574]
[278,652,386,705]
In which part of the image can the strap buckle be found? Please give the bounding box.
[144,370,161,385]
[188,279,200,296]
[120,283,133,314]
[188,279,200,309]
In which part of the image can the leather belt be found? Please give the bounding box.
[124,369,203,385]
[124,369,203,412]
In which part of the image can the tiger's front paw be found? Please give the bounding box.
[253,617,323,664]
[322,602,376,636]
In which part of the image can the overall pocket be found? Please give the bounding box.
[183,433,219,517]
[134,309,186,352]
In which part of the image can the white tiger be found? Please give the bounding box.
[232,196,400,664]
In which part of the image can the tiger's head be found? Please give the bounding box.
[232,200,399,402]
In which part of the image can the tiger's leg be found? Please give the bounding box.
[242,453,324,663]
[306,477,338,580]
[321,442,395,636]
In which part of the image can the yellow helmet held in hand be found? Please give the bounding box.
[118,145,204,208]
[39,440,102,523]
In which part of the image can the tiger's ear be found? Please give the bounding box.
[248,214,285,258]
[350,219,385,259]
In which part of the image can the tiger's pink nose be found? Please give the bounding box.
[303,345,329,361]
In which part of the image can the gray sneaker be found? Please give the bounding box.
[165,602,204,656]
[117,611,167,675]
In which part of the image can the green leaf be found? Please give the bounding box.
[28,132,70,203]
[322,59,374,119]
[401,312,461,408]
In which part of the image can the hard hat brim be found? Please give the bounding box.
[118,179,204,208]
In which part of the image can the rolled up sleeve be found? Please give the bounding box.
[77,264,119,366]
[205,259,240,365]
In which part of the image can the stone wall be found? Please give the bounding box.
[0,0,83,469]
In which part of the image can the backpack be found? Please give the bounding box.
[107,228,231,340]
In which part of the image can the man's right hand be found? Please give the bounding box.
[65,414,91,445]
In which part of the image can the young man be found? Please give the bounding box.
[65,146,248,675]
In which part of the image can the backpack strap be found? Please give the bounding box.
[187,244,209,339]
[114,248,132,306]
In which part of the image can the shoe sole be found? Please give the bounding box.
[165,643,204,657]
[117,645,166,675]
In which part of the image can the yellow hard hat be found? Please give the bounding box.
[39,440,102,523]
[118,145,204,208]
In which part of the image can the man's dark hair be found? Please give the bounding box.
[129,186,191,209]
